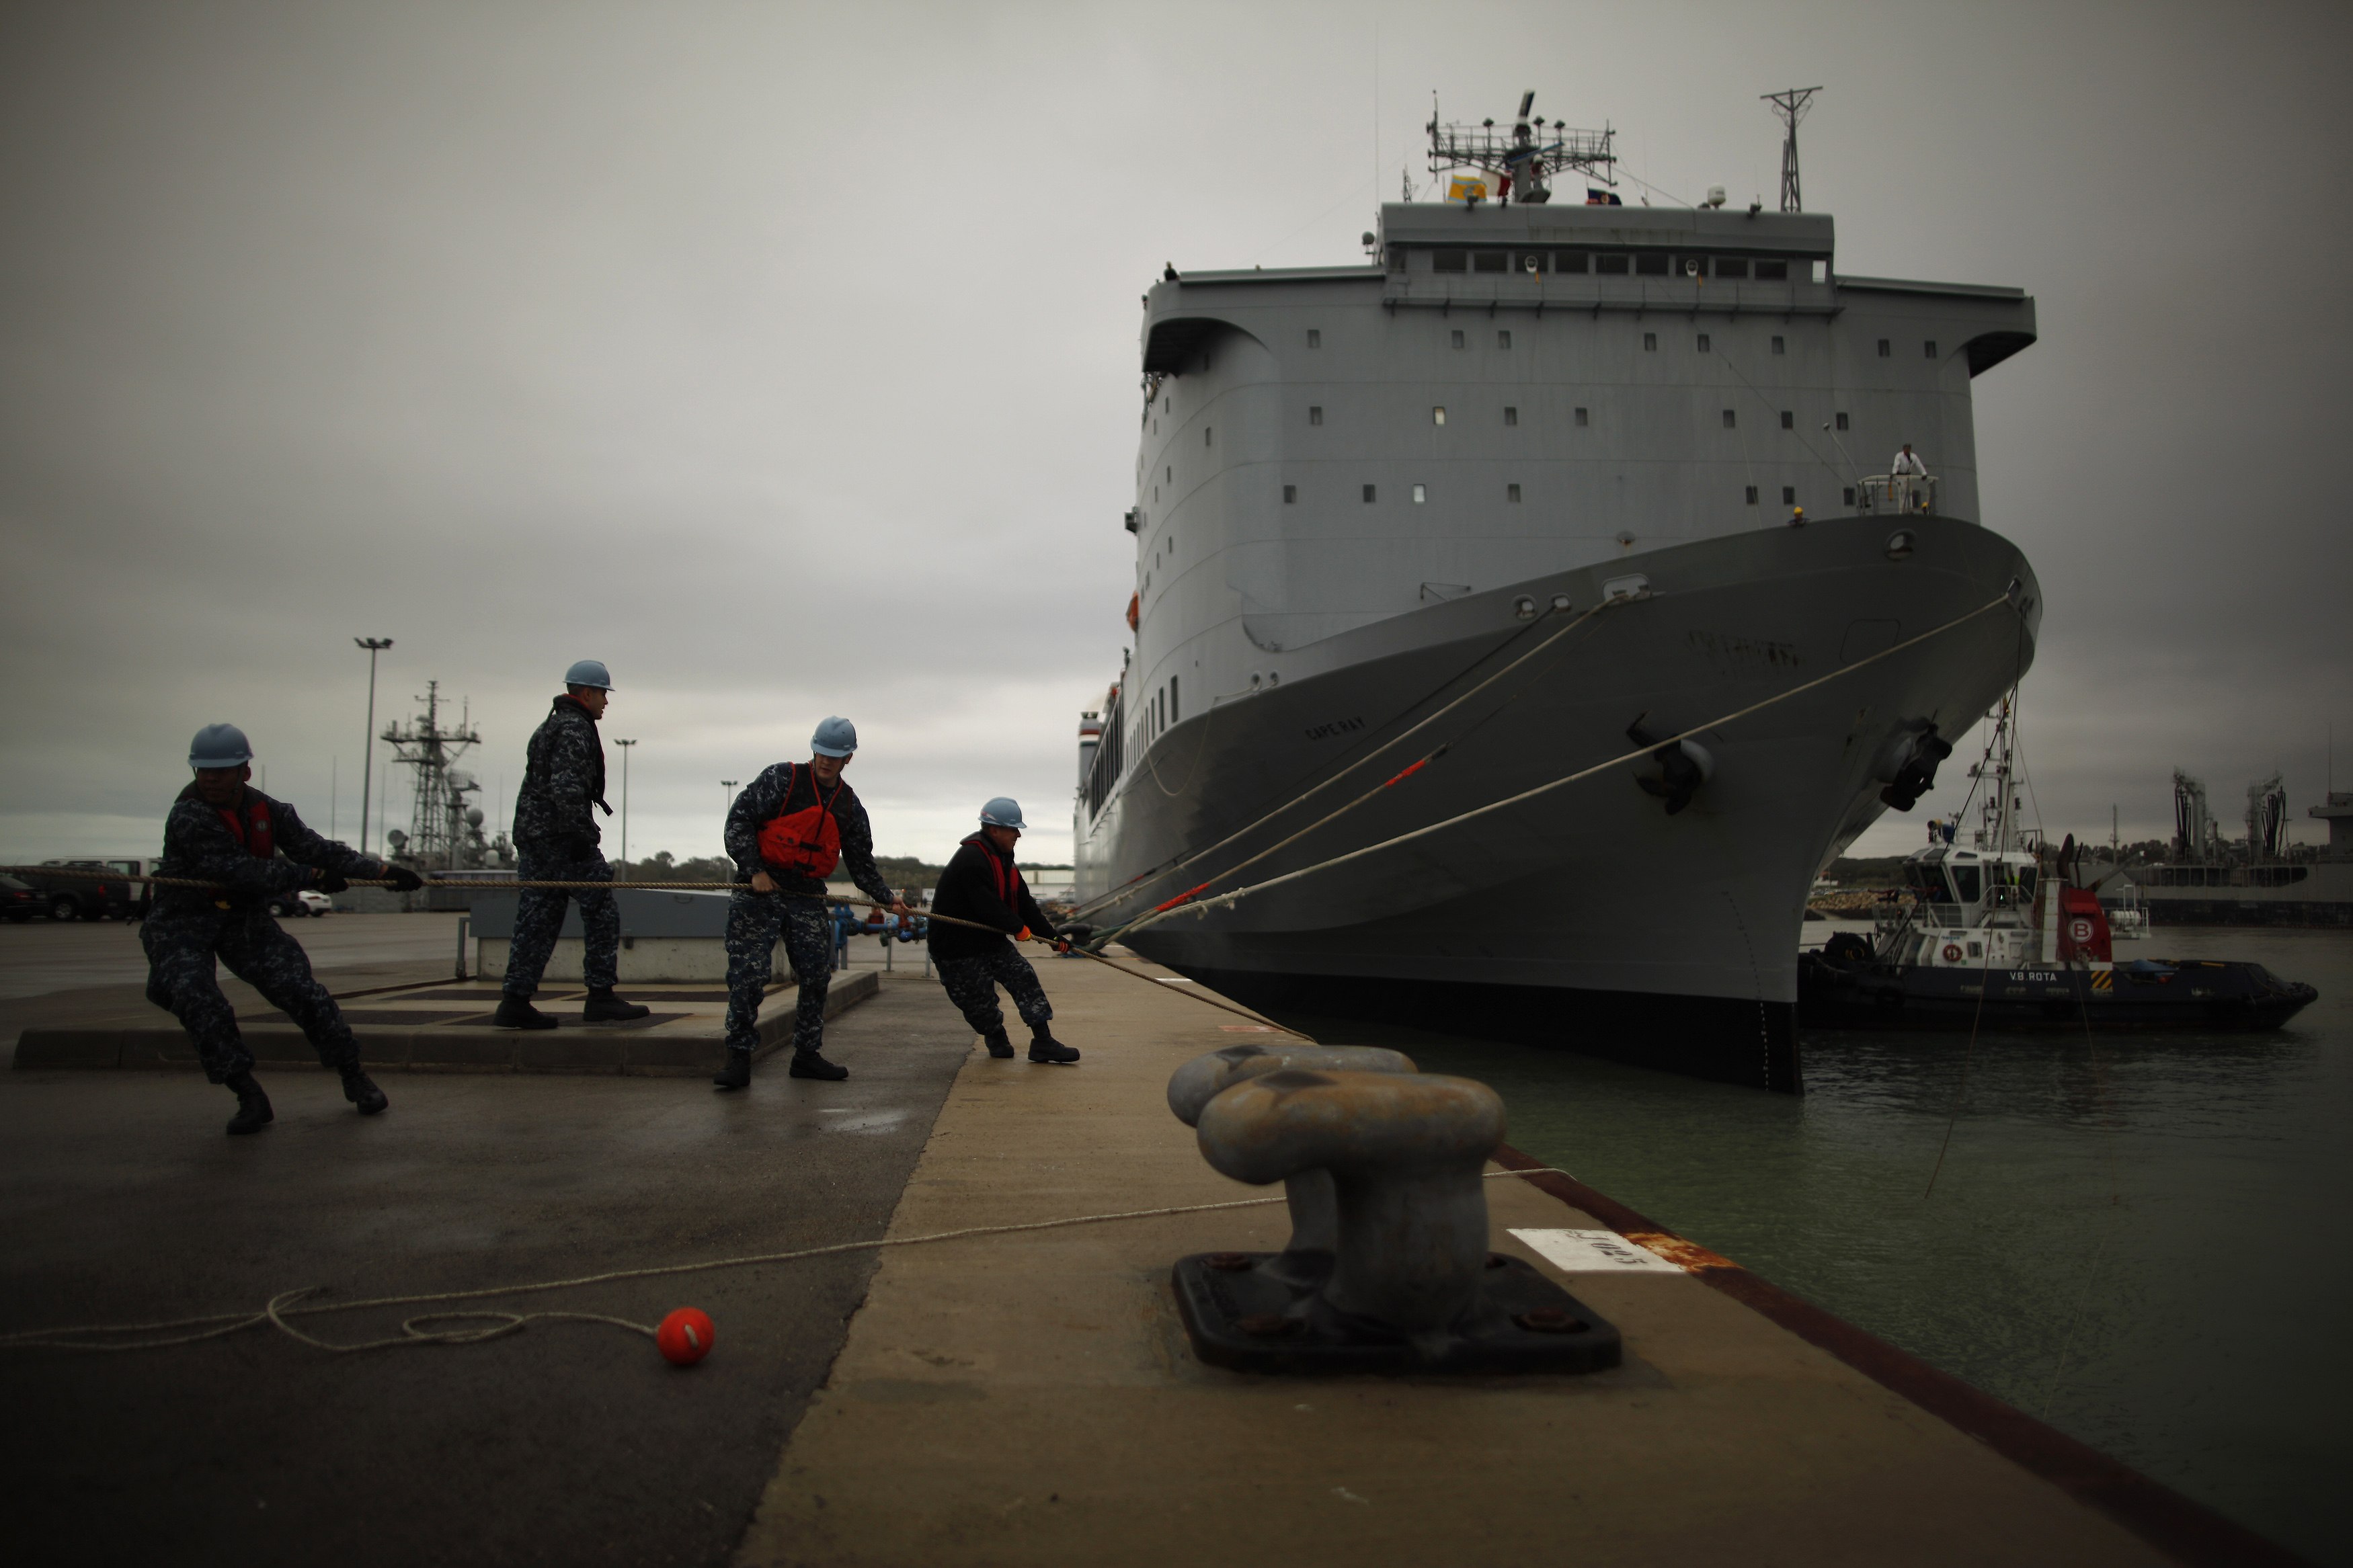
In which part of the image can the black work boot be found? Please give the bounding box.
[342,1069,389,1115]
[582,988,651,1023]
[981,1028,1015,1059]
[224,1071,274,1135]
[1028,1028,1080,1065]
[713,1051,750,1091]
[789,1050,849,1081]
[492,995,559,1030]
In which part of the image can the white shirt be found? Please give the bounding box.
[1890,449,1928,477]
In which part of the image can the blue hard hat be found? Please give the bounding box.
[980,796,1027,831]
[811,716,858,757]
[563,659,614,690]
[189,723,253,769]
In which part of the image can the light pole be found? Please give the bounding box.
[614,738,637,874]
[354,638,393,854]
[720,781,738,862]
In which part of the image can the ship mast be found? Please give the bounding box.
[1425,91,1615,205]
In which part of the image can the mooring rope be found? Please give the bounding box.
[1069,596,1616,922]
[0,1169,1568,1356]
[1108,587,2023,946]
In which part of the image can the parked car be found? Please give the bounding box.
[1,874,43,923]
[18,862,141,922]
[268,889,331,919]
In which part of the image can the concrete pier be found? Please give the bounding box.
[0,921,2296,1566]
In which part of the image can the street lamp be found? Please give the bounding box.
[354,638,393,854]
[614,738,637,874]
[720,781,738,861]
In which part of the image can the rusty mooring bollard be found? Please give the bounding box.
[1167,1062,1623,1375]
[1167,1044,1417,1282]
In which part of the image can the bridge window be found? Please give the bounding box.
[1783,486,1796,504]
[1771,335,1786,354]
[1503,406,1518,425]
[1283,485,1296,503]
[1574,407,1589,426]
[1697,333,1712,352]
[1950,866,1982,903]
[1451,329,1465,349]
[1309,405,1323,425]
[1878,339,1892,358]
[1205,427,1212,446]
[1924,339,1938,358]
[1497,329,1512,349]
[1781,411,1794,429]
[1635,253,1669,276]
[1745,486,1759,504]
[1556,250,1589,274]
[1722,409,1737,428]
[1433,249,1468,273]
[1363,485,1376,503]
[1754,259,1788,281]
[1643,332,1657,352]
[1507,483,1522,502]
[1844,487,1856,505]
[1595,253,1630,276]
[1433,406,1447,425]
[1473,250,1508,274]
[1716,257,1750,280]
[1836,412,1849,431]
[1306,329,1321,347]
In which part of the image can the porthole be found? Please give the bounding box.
[1885,529,1917,561]
[1513,595,1538,620]
[1550,593,1573,611]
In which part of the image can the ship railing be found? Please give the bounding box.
[1854,473,1937,515]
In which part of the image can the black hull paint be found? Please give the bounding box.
[1798,954,2318,1032]
[1172,963,1802,1094]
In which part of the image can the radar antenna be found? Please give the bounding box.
[1761,87,1822,213]
[1425,91,1613,206]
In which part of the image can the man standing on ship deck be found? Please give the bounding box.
[144,723,424,1134]
[713,717,906,1088]
[928,798,1079,1065]
[493,659,651,1030]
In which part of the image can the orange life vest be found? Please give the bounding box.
[757,765,844,879]
[216,794,274,860]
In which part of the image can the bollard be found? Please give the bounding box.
[1167,1044,1417,1281]
[1170,1066,1623,1375]
[454,915,470,982]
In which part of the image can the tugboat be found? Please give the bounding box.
[1800,698,2318,1031]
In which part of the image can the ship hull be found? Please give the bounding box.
[1798,953,2319,1032]
[1076,515,2040,1092]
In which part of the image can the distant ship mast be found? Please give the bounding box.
[381,679,512,871]
[1425,91,1616,206]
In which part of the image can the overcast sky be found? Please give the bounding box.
[4,0,2348,868]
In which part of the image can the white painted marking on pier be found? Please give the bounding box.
[1509,1228,1686,1274]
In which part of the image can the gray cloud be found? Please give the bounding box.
[3,0,2348,868]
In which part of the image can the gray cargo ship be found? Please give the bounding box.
[1072,97,2044,1091]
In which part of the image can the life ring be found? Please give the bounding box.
[1942,943,1964,962]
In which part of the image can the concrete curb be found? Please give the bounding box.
[11,969,881,1078]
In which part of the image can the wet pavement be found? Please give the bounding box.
[0,969,973,1568]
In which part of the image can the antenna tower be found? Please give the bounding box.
[381,680,510,871]
[1426,91,1614,205]
[1762,87,1821,213]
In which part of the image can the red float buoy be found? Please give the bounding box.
[656,1307,715,1366]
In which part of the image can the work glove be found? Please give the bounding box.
[1053,936,1073,955]
[380,865,425,893]
[309,868,350,895]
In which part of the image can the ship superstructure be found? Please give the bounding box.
[1074,94,2045,1091]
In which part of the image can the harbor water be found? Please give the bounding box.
[1286,925,2352,1565]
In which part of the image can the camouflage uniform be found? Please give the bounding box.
[720,763,894,1055]
[504,695,616,1001]
[935,949,1053,1036]
[142,784,385,1083]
